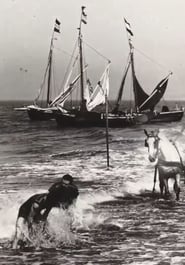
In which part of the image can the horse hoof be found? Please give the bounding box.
[163,193,170,200]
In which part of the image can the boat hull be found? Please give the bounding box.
[27,107,54,121]
[53,110,148,128]
[148,110,184,123]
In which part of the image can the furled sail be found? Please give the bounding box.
[86,63,110,111]
[138,75,170,111]
[84,78,93,105]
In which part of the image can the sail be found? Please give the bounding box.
[34,58,51,105]
[86,63,110,111]
[133,75,149,108]
[51,66,88,106]
[50,74,81,106]
[84,79,93,104]
[128,42,149,109]
[138,76,169,111]
[112,60,131,113]
[124,20,169,112]
[52,54,79,107]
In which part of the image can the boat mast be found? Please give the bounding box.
[113,58,130,113]
[47,19,61,107]
[129,39,139,110]
[124,18,138,110]
[34,19,60,107]
[47,37,53,107]
[78,6,87,112]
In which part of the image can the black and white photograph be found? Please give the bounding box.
[0,0,185,264]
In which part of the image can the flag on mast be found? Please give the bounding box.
[124,18,133,36]
[54,18,61,33]
[81,6,87,24]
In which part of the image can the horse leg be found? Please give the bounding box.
[152,166,158,193]
[158,168,169,198]
[174,173,181,201]
[163,178,170,198]
[159,180,164,196]
[159,173,164,196]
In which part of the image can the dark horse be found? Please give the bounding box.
[144,129,184,200]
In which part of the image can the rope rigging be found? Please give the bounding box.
[83,40,111,63]
[58,40,79,96]
[134,46,171,73]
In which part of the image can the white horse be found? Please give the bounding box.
[144,129,184,200]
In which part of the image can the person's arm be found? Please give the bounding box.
[30,194,49,222]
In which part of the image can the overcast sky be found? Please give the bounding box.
[0,0,185,101]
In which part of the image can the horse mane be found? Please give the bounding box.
[157,131,182,163]
[158,131,171,144]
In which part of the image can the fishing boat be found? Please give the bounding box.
[52,7,147,128]
[112,18,184,124]
[16,19,61,121]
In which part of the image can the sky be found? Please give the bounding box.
[0,0,185,101]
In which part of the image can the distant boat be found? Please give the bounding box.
[16,19,61,121]
[112,18,184,124]
[52,7,146,128]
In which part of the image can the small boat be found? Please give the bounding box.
[52,7,147,128]
[113,18,184,124]
[148,107,184,123]
[16,19,61,121]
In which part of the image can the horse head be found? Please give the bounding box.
[144,129,160,163]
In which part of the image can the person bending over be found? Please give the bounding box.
[41,174,79,220]
[12,174,79,249]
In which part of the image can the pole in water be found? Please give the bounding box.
[105,92,109,168]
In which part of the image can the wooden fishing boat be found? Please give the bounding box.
[52,7,147,128]
[112,18,184,124]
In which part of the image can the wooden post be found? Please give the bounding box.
[105,92,109,168]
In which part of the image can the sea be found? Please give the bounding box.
[1,100,185,265]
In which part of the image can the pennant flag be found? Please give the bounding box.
[81,6,87,24]
[54,18,61,33]
[124,18,133,36]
